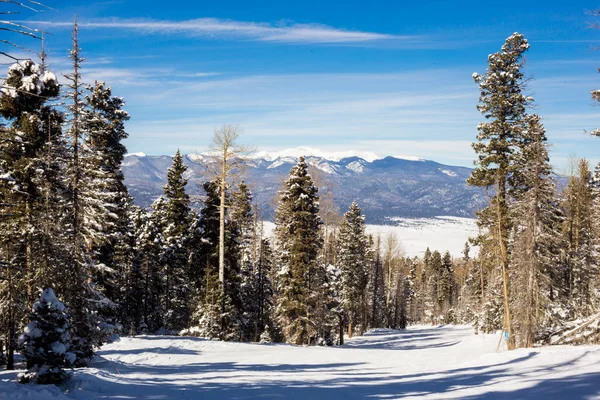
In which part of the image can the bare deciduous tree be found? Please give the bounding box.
[200,125,253,296]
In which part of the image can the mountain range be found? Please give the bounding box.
[122,148,488,224]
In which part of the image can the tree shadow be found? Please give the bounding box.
[57,347,600,400]
[342,326,468,350]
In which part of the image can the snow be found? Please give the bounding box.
[367,217,478,257]
[186,153,203,162]
[262,217,477,258]
[346,160,365,173]
[252,146,381,162]
[22,323,41,340]
[392,154,426,161]
[50,342,66,356]
[124,152,146,158]
[2,325,599,399]
[35,288,65,312]
[439,169,458,177]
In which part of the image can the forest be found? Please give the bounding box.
[0,11,600,387]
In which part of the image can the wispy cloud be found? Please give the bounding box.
[29,18,413,44]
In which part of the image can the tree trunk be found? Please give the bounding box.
[496,177,515,350]
[339,315,344,345]
[218,151,227,335]
[347,315,353,339]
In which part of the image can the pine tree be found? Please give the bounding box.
[231,182,254,341]
[562,159,598,319]
[510,115,563,347]
[60,20,108,367]
[370,236,387,328]
[252,238,275,341]
[469,32,532,349]
[18,288,74,384]
[274,157,324,345]
[337,201,369,337]
[438,251,454,320]
[76,81,131,341]
[80,81,130,315]
[131,205,163,333]
[0,58,63,369]
[158,150,192,332]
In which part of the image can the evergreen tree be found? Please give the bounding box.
[253,238,275,341]
[61,21,108,367]
[405,258,418,324]
[561,159,598,319]
[158,150,192,332]
[370,236,387,328]
[438,251,455,320]
[337,201,369,336]
[80,81,131,333]
[18,288,74,384]
[274,157,324,345]
[131,205,163,333]
[510,115,563,347]
[0,58,63,369]
[469,32,532,349]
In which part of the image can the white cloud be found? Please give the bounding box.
[30,18,414,44]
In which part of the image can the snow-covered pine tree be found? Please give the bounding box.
[337,201,370,337]
[18,288,74,384]
[423,250,442,323]
[247,237,275,342]
[191,181,220,338]
[510,115,563,347]
[404,257,418,324]
[390,261,406,328]
[60,20,108,367]
[79,81,131,336]
[370,236,387,328]
[0,58,63,369]
[159,150,192,332]
[561,159,598,319]
[469,32,533,350]
[438,251,455,321]
[130,205,163,333]
[274,156,324,345]
[231,181,255,341]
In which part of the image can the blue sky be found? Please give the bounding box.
[11,0,600,169]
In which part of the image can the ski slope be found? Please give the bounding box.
[1,325,599,399]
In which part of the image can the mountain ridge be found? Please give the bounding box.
[122,150,487,224]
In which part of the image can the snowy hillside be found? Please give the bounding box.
[122,148,488,223]
[2,325,599,399]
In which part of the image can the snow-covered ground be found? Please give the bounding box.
[2,325,599,399]
[367,216,478,257]
[263,216,478,258]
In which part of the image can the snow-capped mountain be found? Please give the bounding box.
[122,149,488,223]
